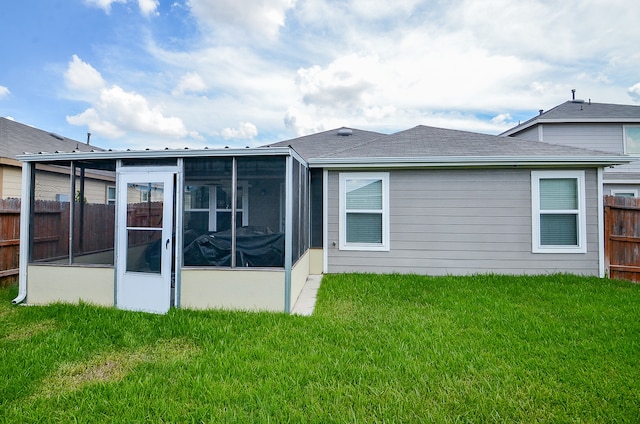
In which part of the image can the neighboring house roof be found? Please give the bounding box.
[0,117,100,163]
[500,101,640,136]
[277,125,630,169]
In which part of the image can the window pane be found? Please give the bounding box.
[347,213,382,243]
[126,229,162,273]
[184,211,208,234]
[31,163,71,263]
[184,186,209,209]
[346,179,382,209]
[540,214,577,246]
[540,178,577,210]
[626,127,640,154]
[73,162,116,265]
[126,183,163,228]
[236,156,286,267]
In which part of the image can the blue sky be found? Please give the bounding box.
[1,0,639,150]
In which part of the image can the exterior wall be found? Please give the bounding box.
[326,168,601,276]
[0,164,22,199]
[308,248,323,274]
[180,269,285,311]
[604,184,639,197]
[540,123,640,175]
[290,251,310,311]
[512,126,539,142]
[26,265,114,306]
[35,170,112,203]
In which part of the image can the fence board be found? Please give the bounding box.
[0,199,20,286]
[604,195,640,283]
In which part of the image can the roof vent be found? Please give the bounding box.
[337,128,353,136]
[570,88,584,103]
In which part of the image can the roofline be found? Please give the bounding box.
[16,146,299,163]
[501,118,640,137]
[308,155,632,169]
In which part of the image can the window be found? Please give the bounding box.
[611,189,637,198]
[183,183,248,233]
[107,186,116,205]
[624,126,640,155]
[339,172,389,251]
[531,171,586,253]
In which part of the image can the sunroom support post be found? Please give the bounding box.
[174,158,184,308]
[13,162,33,304]
[69,162,76,264]
[284,155,293,313]
[78,164,86,254]
[231,157,237,267]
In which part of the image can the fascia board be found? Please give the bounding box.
[308,155,633,169]
[501,118,640,136]
[16,146,295,163]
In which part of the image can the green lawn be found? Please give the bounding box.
[1,273,639,422]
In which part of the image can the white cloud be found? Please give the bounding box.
[138,0,159,17]
[0,86,9,98]
[628,83,640,102]
[84,0,158,16]
[221,122,258,140]
[172,72,207,96]
[84,0,126,13]
[64,55,106,97]
[64,56,195,143]
[187,0,297,41]
[68,85,190,139]
[490,113,513,126]
[351,0,421,20]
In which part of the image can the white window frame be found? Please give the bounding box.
[339,172,390,251]
[184,182,249,232]
[610,189,637,198]
[531,170,586,253]
[211,182,249,232]
[106,185,116,205]
[623,125,640,155]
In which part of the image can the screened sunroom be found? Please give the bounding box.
[13,147,311,314]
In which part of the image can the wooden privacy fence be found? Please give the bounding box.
[0,199,21,285]
[0,199,119,287]
[604,195,640,282]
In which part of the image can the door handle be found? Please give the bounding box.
[165,239,170,250]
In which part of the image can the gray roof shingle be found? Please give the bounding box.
[0,117,101,161]
[501,101,640,136]
[271,124,622,161]
[264,127,384,161]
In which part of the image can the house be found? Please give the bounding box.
[500,99,640,197]
[13,125,630,314]
[0,117,110,202]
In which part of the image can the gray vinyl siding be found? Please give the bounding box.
[326,168,600,276]
[541,123,640,174]
[512,126,540,141]
[541,123,622,152]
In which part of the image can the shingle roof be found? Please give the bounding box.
[319,125,620,159]
[0,117,101,161]
[264,127,385,161]
[501,101,640,136]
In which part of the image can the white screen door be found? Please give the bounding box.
[116,171,174,313]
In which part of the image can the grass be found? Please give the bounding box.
[1,273,639,423]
